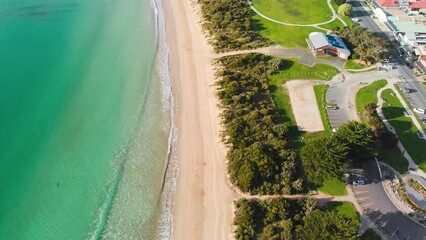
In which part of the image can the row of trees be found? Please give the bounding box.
[215,53,301,194]
[234,198,358,240]
[301,121,376,185]
[337,25,389,64]
[198,0,270,52]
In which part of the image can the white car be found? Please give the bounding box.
[353,179,365,186]
[351,18,360,22]
[414,108,426,114]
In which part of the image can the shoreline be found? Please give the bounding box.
[161,0,236,239]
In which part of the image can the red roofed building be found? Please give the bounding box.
[410,0,426,11]
[376,0,399,8]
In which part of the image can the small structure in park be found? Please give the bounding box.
[306,32,351,59]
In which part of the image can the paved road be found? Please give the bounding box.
[352,162,426,239]
[350,0,426,121]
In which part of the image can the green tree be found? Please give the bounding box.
[260,219,293,240]
[335,121,375,161]
[332,0,346,6]
[296,210,358,240]
[301,136,349,184]
[338,3,352,16]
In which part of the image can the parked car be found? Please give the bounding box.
[414,108,426,114]
[383,64,394,70]
[325,105,338,110]
[353,179,365,186]
[351,18,360,22]
[402,87,411,93]
[422,118,426,123]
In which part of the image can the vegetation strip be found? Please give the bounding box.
[381,89,426,171]
[355,79,388,116]
[314,84,332,133]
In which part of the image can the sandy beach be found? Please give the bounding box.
[162,0,236,239]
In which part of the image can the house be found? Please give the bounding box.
[409,0,426,13]
[414,55,426,74]
[306,32,351,59]
[376,0,399,8]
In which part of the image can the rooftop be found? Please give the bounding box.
[388,16,426,32]
[376,0,399,8]
[410,0,426,9]
[308,32,351,56]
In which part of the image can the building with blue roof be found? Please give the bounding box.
[306,32,351,59]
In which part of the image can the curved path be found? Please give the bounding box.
[248,0,347,30]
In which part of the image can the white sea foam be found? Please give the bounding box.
[151,0,179,239]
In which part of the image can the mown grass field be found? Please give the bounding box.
[252,0,332,24]
[253,15,320,47]
[381,89,426,171]
[355,79,387,115]
[314,84,332,133]
[323,201,358,221]
[318,178,347,196]
[344,59,369,70]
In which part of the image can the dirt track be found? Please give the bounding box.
[286,80,325,132]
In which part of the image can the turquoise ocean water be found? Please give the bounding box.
[0,0,173,239]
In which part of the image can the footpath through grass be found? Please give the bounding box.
[268,59,339,150]
[381,89,426,171]
[356,79,388,115]
[252,0,332,24]
[317,178,347,196]
[314,84,332,133]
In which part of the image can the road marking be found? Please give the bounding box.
[364,202,375,207]
[359,197,370,200]
[372,213,383,222]
[356,190,368,194]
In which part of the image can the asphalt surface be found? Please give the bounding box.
[349,0,426,122]
[352,162,426,239]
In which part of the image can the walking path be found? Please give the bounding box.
[248,0,347,31]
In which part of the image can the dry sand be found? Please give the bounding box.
[286,80,325,132]
[162,0,236,239]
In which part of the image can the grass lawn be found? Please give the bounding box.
[355,79,388,115]
[314,84,332,133]
[379,147,408,174]
[253,15,322,47]
[252,0,332,24]
[323,201,358,221]
[268,59,339,150]
[381,89,426,171]
[319,18,346,31]
[394,84,426,132]
[318,178,347,196]
[360,229,381,240]
[344,59,370,70]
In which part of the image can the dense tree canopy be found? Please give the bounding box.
[301,136,349,185]
[296,210,359,240]
[334,121,376,162]
[338,25,389,64]
[234,198,358,240]
[198,0,270,52]
[216,53,299,194]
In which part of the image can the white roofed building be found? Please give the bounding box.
[306,32,351,59]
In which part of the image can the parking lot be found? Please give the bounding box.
[351,163,426,239]
[326,83,352,129]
